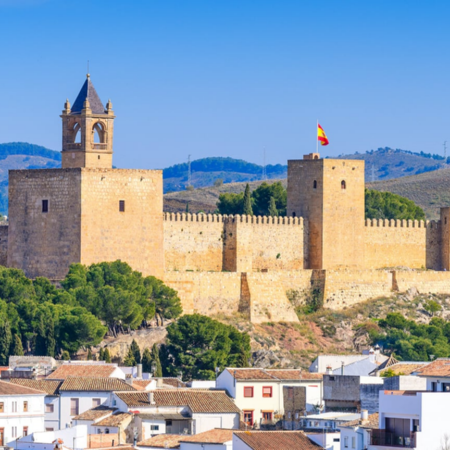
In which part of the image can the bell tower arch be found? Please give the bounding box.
[61,74,115,169]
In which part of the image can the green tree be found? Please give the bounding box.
[425,300,442,317]
[103,348,111,363]
[365,189,425,221]
[268,196,278,217]
[130,339,141,364]
[98,348,104,361]
[11,334,24,356]
[87,348,93,360]
[142,347,152,373]
[243,184,253,216]
[61,350,70,360]
[185,203,189,213]
[0,320,12,365]
[252,182,286,216]
[216,192,244,215]
[151,343,163,377]
[162,314,251,380]
[123,347,136,367]
[147,277,182,323]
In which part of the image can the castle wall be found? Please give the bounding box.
[164,213,306,273]
[80,169,164,278]
[395,270,450,294]
[7,169,82,280]
[0,225,8,267]
[364,219,441,270]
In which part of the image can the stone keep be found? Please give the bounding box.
[7,75,164,280]
[287,155,365,269]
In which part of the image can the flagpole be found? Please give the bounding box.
[316,119,318,154]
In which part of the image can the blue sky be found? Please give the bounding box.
[0,0,449,169]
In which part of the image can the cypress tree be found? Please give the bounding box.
[104,348,111,363]
[0,321,12,365]
[87,348,93,360]
[123,347,135,367]
[98,348,104,361]
[130,339,141,364]
[11,334,24,356]
[142,347,152,373]
[185,203,189,213]
[46,318,56,357]
[268,196,278,217]
[150,343,163,377]
[242,184,253,216]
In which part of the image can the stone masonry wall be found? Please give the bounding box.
[0,225,8,267]
[364,219,441,270]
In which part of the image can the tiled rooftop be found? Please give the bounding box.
[0,379,45,396]
[234,431,320,450]
[115,389,240,413]
[415,359,450,376]
[132,380,153,390]
[47,364,117,379]
[95,412,132,427]
[59,377,136,392]
[179,428,233,444]
[226,368,322,381]
[341,413,379,429]
[73,406,116,421]
[137,434,183,448]
[10,378,63,395]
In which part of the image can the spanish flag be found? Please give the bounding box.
[318,124,329,146]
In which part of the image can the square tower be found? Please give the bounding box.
[287,154,365,269]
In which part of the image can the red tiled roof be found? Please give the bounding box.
[341,413,379,429]
[132,380,153,391]
[234,431,320,450]
[95,412,132,427]
[10,379,63,395]
[416,359,450,377]
[180,429,233,444]
[47,364,117,379]
[60,377,136,392]
[226,368,322,381]
[0,379,46,396]
[137,434,183,448]
[73,406,116,421]
[115,389,240,413]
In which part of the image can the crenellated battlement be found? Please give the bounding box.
[364,218,440,229]
[163,212,304,225]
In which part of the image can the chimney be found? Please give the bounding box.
[361,409,368,422]
[137,364,143,379]
[326,365,333,375]
[126,377,133,386]
[156,378,163,388]
[341,361,345,376]
[148,392,155,405]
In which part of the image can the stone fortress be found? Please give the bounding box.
[2,76,450,323]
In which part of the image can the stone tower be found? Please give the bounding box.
[61,74,115,169]
[287,153,365,269]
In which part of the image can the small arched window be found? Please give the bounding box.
[314,155,319,160]
[292,212,296,218]
[313,180,317,189]
[341,180,346,190]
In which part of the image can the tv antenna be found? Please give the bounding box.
[262,148,267,180]
[444,141,447,160]
[187,154,192,187]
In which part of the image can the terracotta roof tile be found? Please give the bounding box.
[132,380,153,391]
[382,363,428,376]
[234,431,320,450]
[10,379,63,395]
[226,368,322,381]
[115,389,240,413]
[0,379,45,396]
[341,413,379,429]
[60,377,136,392]
[137,434,183,448]
[180,429,233,444]
[416,359,450,376]
[47,364,117,379]
[73,406,116,421]
[95,412,132,427]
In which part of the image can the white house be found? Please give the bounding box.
[113,390,240,439]
[369,389,450,450]
[302,412,361,432]
[216,368,323,426]
[232,430,321,450]
[339,412,378,450]
[47,362,126,380]
[414,358,450,391]
[0,379,46,446]
[58,377,136,428]
[179,428,233,450]
[14,425,88,450]
[9,379,63,431]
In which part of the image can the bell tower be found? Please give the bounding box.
[61,74,115,169]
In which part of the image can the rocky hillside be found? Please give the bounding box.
[87,291,450,370]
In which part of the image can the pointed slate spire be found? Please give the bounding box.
[71,74,106,114]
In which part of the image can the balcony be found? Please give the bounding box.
[92,143,107,150]
[370,430,416,448]
[66,143,82,150]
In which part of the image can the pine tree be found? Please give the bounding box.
[87,348,93,360]
[0,321,11,365]
[123,347,135,367]
[130,339,141,364]
[142,347,152,373]
[11,334,24,356]
[104,348,111,363]
[242,184,253,216]
[150,343,163,377]
[268,196,278,217]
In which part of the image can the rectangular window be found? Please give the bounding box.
[42,200,49,213]
[11,426,17,438]
[344,436,348,448]
[150,425,159,431]
[119,200,125,212]
[243,386,254,398]
[45,428,54,432]
[12,402,17,413]
[45,403,54,413]
[243,411,253,426]
[262,386,273,398]
[352,436,355,448]
[0,403,3,413]
[23,401,28,412]
[92,398,101,408]
[262,411,273,421]
[23,427,28,437]
[70,398,79,416]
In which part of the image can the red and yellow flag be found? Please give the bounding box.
[317,124,329,146]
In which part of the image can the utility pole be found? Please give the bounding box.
[187,154,191,187]
[444,141,447,160]
[262,148,267,180]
